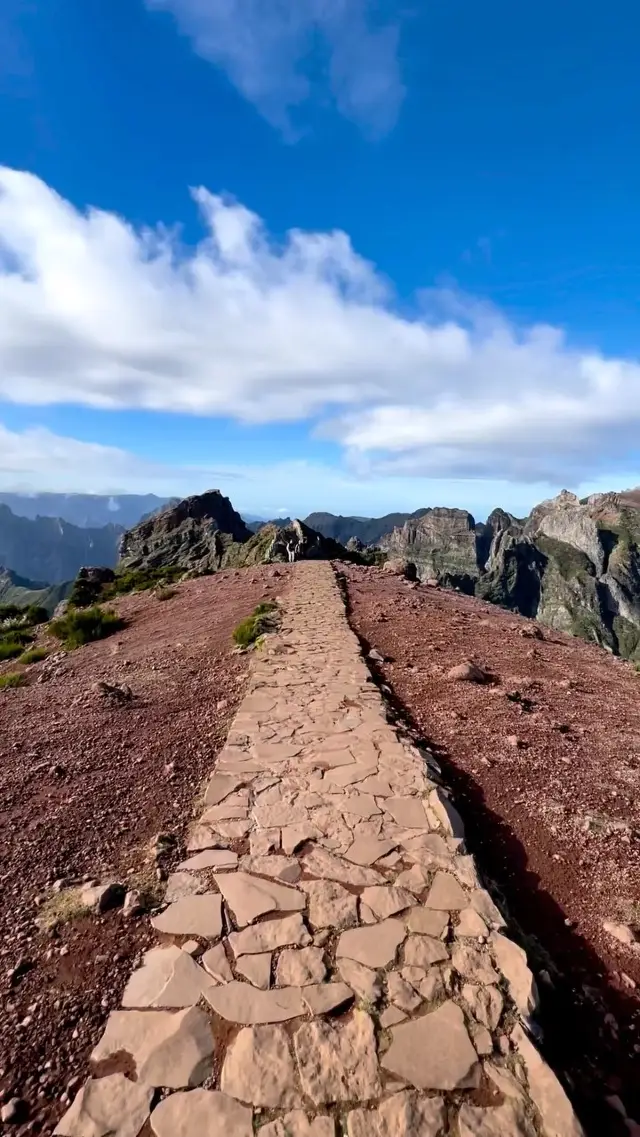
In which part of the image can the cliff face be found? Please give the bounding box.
[118,490,253,573]
[0,504,122,583]
[384,508,484,593]
[384,489,640,660]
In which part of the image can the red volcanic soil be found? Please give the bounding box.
[0,565,293,1135]
[341,563,640,1137]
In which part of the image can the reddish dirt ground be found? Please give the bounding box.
[341,563,640,1137]
[0,565,293,1135]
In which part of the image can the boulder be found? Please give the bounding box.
[80,881,126,913]
[382,558,417,580]
[447,661,490,684]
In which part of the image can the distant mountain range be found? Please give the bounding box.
[2,494,427,550]
[0,504,123,584]
[0,492,172,529]
[303,509,429,546]
[4,486,640,661]
[0,567,71,615]
[248,509,428,545]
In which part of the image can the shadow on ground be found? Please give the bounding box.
[337,567,638,1137]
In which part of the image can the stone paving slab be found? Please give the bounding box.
[55,562,585,1137]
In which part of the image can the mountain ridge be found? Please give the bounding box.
[384,489,640,660]
[0,492,172,529]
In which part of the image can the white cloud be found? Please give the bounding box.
[2,421,639,521]
[0,423,185,494]
[146,0,405,136]
[2,167,640,487]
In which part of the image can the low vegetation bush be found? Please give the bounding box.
[0,671,26,689]
[156,585,177,602]
[70,565,184,608]
[233,601,279,647]
[24,605,49,626]
[18,646,50,665]
[50,605,125,649]
[0,603,48,631]
[0,640,25,661]
[0,604,22,623]
[107,565,183,597]
[0,627,34,646]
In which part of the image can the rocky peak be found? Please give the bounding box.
[235,519,356,567]
[118,490,252,573]
[384,507,484,593]
[525,490,610,576]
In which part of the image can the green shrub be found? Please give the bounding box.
[233,601,278,647]
[156,586,177,602]
[0,603,49,630]
[68,576,104,609]
[24,605,49,626]
[253,600,278,617]
[18,646,50,665]
[70,565,185,608]
[0,628,34,646]
[0,604,22,623]
[108,565,183,598]
[0,640,24,661]
[0,671,26,689]
[50,605,125,649]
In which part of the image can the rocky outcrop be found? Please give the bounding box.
[384,489,640,660]
[118,493,357,575]
[383,508,485,593]
[227,520,357,567]
[476,531,545,619]
[119,491,253,573]
[526,490,610,575]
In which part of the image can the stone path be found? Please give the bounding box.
[54,562,585,1137]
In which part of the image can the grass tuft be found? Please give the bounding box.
[36,888,90,931]
[0,640,25,661]
[155,586,177,602]
[0,671,26,689]
[18,646,50,665]
[50,605,125,649]
[232,600,279,647]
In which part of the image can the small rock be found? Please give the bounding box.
[122,890,145,918]
[383,558,417,580]
[80,881,125,913]
[603,922,637,947]
[1,1098,24,1124]
[520,624,543,640]
[447,661,490,684]
[8,958,33,986]
[368,648,385,664]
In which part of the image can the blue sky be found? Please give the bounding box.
[1,0,640,519]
